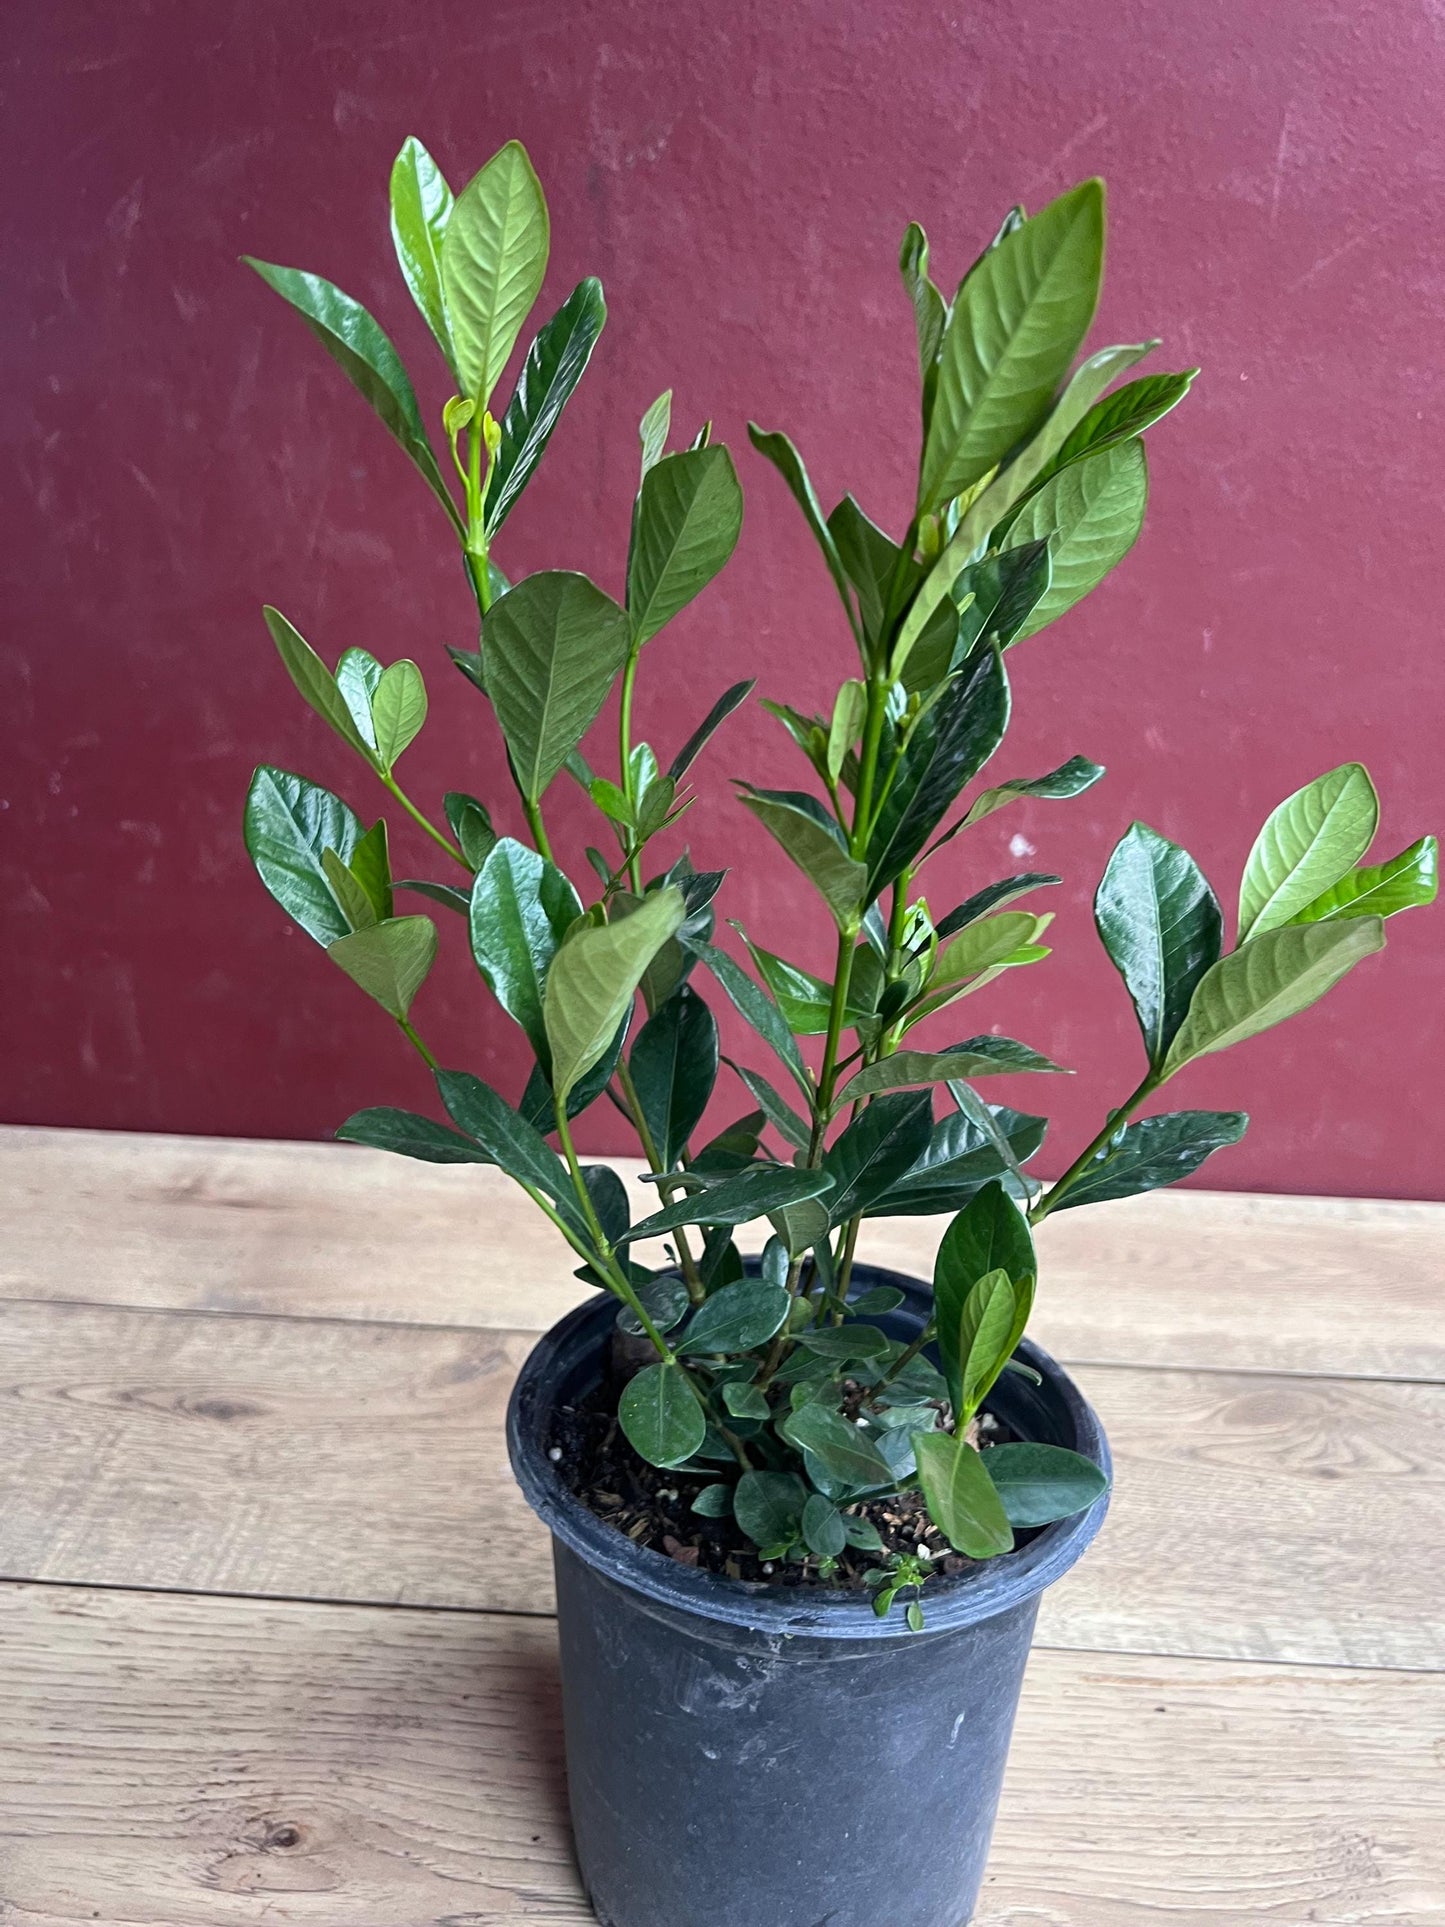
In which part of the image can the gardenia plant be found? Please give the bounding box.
[244,141,1437,1625]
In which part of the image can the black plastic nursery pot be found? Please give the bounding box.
[507,1263,1111,1927]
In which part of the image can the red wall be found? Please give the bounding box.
[4,1,1442,1198]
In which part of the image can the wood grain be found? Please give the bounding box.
[0,1584,1439,1926]
[5,1125,1443,1377]
[4,1299,1442,1670]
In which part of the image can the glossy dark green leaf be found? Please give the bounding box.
[627,445,744,646]
[327,915,436,1019]
[484,572,632,807]
[616,1274,692,1338]
[1237,764,1379,941]
[781,1403,894,1493]
[944,1080,1042,1199]
[828,496,916,652]
[951,540,1053,659]
[725,1058,812,1153]
[485,278,606,535]
[244,258,460,531]
[469,838,581,1062]
[433,1068,586,1237]
[844,1513,884,1552]
[619,1362,706,1470]
[981,1442,1109,1527]
[935,874,1061,939]
[244,766,362,946]
[767,1198,832,1262]
[746,424,862,642]
[836,1039,1066,1104]
[582,1165,631,1246]
[440,139,549,407]
[736,786,866,931]
[919,180,1104,512]
[934,1181,1034,1414]
[794,1323,892,1362]
[733,1469,807,1548]
[336,1106,490,1163]
[1003,439,1148,640]
[545,888,688,1101]
[1095,822,1223,1067]
[347,820,393,923]
[822,1089,935,1226]
[444,792,497,870]
[722,1381,771,1421]
[915,1432,1015,1557]
[1053,368,1196,471]
[334,646,382,750]
[849,1286,905,1316]
[667,679,756,782]
[689,1111,765,1177]
[866,646,1010,894]
[1046,1110,1249,1211]
[688,940,814,1100]
[676,1278,790,1355]
[630,984,719,1168]
[620,1162,835,1245]
[801,1492,847,1558]
[864,1103,1047,1217]
[389,135,456,375]
[692,1480,734,1517]
[1288,835,1439,924]
[960,755,1105,830]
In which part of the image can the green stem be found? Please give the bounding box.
[397,1017,439,1071]
[618,644,643,893]
[552,1100,677,1360]
[1030,1068,1162,1225]
[866,1318,936,1401]
[614,1058,705,1302]
[807,925,859,1161]
[523,795,555,863]
[379,772,470,871]
[756,1254,807,1389]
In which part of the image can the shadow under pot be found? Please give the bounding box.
[507,1262,1110,1927]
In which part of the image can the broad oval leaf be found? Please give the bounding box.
[1095,822,1222,1066]
[982,1442,1108,1528]
[914,1432,1015,1558]
[616,1275,693,1338]
[766,1194,832,1259]
[630,984,719,1169]
[1288,834,1439,925]
[627,445,744,647]
[441,140,549,407]
[264,607,376,765]
[544,888,687,1101]
[1237,763,1379,941]
[920,180,1105,513]
[733,1469,807,1548]
[794,1322,892,1362]
[335,647,382,750]
[371,660,427,771]
[618,1362,706,1470]
[337,1106,489,1164]
[470,838,582,1062]
[1003,437,1147,640]
[327,914,437,1019]
[737,787,866,932]
[445,791,497,870]
[676,1277,790,1355]
[780,1402,895,1492]
[484,572,632,806]
[244,766,363,945]
[620,1161,835,1246]
[801,1492,847,1559]
[935,1182,1034,1415]
[822,1089,936,1226]
[1162,919,1387,1077]
[485,278,607,535]
[389,135,456,375]
[1046,1109,1248,1211]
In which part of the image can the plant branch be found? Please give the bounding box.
[1029,1068,1162,1224]
[379,772,470,871]
[614,1057,705,1302]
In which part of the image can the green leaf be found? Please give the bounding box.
[615,1274,691,1338]
[950,541,1054,662]
[327,914,437,1019]
[725,1059,811,1154]
[688,941,813,1101]
[321,846,378,931]
[263,607,377,765]
[335,647,382,750]
[691,1480,733,1517]
[627,445,744,646]
[1052,368,1196,471]
[347,820,393,923]
[899,221,948,417]
[336,1106,490,1163]
[867,1104,1047,1217]
[677,1278,790,1355]
[666,679,756,782]
[982,1442,1108,1527]
[766,1194,832,1258]
[638,388,672,478]
[1162,919,1387,1077]
[244,766,362,945]
[630,985,719,1168]
[445,792,497,870]
[956,1269,1019,1417]
[780,1403,894,1492]
[485,278,606,535]
[795,1323,892,1362]
[836,1040,1066,1104]
[619,1362,706,1470]
[925,910,1049,997]
[920,180,1105,513]
[484,572,632,806]
[441,139,549,407]
[1238,764,1380,941]
[934,1182,1035,1411]
[828,497,915,653]
[844,1514,884,1552]
[581,1165,631,1249]
[959,755,1105,829]
[371,660,427,771]
[732,933,833,1034]
[1288,835,1439,925]
[736,787,866,931]
[1095,822,1223,1066]
[544,888,687,1101]
[746,425,862,641]
[1002,439,1148,640]
[469,838,582,1062]
[801,1492,847,1559]
[826,680,867,784]
[389,135,456,375]
[1048,1110,1248,1211]
[723,1381,772,1421]
[935,874,1062,938]
[733,1470,807,1548]
[822,1090,935,1225]
[243,258,460,530]
[914,1432,1015,1558]
[433,1068,585,1235]
[620,1162,835,1245]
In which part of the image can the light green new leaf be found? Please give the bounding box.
[441,140,549,407]
[1003,438,1148,639]
[243,258,460,531]
[470,838,582,1061]
[347,819,393,923]
[264,607,376,765]
[1162,918,1387,1077]
[484,572,632,805]
[928,911,1048,991]
[371,660,427,771]
[334,647,382,751]
[899,221,948,399]
[389,135,456,376]
[628,445,744,646]
[920,180,1105,513]
[1238,763,1380,941]
[827,680,867,784]
[619,1363,706,1470]
[544,888,686,1100]
[321,846,378,931]
[485,278,607,535]
[960,1269,1019,1416]
[1289,835,1439,924]
[327,914,437,1019]
[736,787,866,931]
[915,1432,1015,1557]
[638,388,672,478]
[1052,368,1196,470]
[244,766,362,946]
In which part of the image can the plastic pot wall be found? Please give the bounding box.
[507,1264,1110,1927]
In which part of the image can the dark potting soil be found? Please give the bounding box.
[550,1345,1022,1593]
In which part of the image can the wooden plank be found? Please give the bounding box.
[0,1583,1439,1926]
[5,1125,1443,1377]
[4,1299,1443,1671]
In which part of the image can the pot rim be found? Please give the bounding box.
[507,1262,1112,1642]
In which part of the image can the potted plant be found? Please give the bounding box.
[242,142,1437,1927]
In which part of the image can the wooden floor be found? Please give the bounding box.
[1,1125,1442,1924]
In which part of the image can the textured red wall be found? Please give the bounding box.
[3,1,1442,1197]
